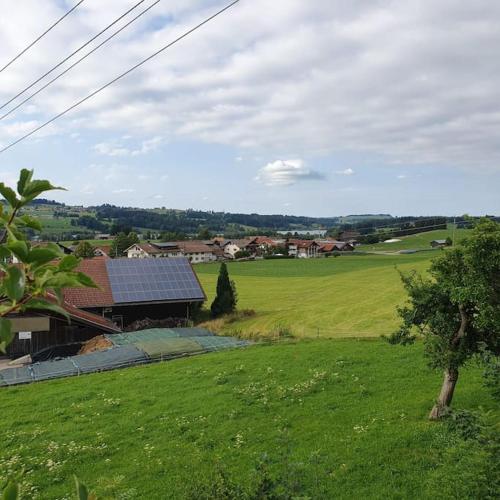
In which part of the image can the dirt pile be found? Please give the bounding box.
[78,335,113,355]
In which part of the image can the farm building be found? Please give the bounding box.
[430,239,450,248]
[63,257,206,328]
[125,241,217,263]
[317,241,354,253]
[6,297,120,357]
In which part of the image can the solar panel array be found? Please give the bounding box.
[106,258,205,304]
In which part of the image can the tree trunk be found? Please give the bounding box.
[429,368,459,420]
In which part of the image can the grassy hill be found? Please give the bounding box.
[358,227,470,252]
[1,339,496,499]
[196,253,435,337]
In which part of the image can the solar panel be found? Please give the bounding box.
[106,257,205,304]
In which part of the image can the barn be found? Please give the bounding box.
[63,257,206,329]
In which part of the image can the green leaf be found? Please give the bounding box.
[24,298,70,321]
[0,245,11,259]
[26,247,60,266]
[58,254,80,272]
[1,481,19,500]
[17,169,33,196]
[15,214,42,231]
[21,180,65,204]
[3,266,25,301]
[0,183,18,208]
[6,239,28,262]
[75,272,98,288]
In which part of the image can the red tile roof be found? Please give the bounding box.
[45,293,121,332]
[63,257,114,308]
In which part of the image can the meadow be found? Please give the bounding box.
[196,252,436,337]
[357,227,470,252]
[1,339,497,499]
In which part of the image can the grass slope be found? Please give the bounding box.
[358,227,470,252]
[196,253,434,337]
[0,340,496,499]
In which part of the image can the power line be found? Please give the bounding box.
[0,0,161,122]
[0,0,240,155]
[0,0,148,112]
[0,0,86,74]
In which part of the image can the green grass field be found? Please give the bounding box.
[1,340,496,499]
[358,227,470,252]
[196,252,435,337]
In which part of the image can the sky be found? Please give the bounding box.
[0,0,499,217]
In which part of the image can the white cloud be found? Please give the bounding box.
[336,168,355,176]
[1,1,500,171]
[256,159,324,186]
[131,136,163,156]
[112,188,135,194]
[397,174,407,179]
[93,142,130,157]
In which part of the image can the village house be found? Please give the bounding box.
[317,241,355,253]
[287,239,320,258]
[125,241,217,263]
[221,239,252,258]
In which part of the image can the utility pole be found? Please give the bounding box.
[452,217,456,246]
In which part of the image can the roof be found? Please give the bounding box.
[106,258,206,304]
[249,236,277,246]
[431,239,448,244]
[45,293,121,333]
[64,257,206,308]
[288,239,319,248]
[126,242,165,254]
[173,241,214,253]
[223,239,251,249]
[63,257,114,308]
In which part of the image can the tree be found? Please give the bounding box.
[74,241,96,259]
[0,171,98,499]
[210,263,237,317]
[198,227,212,240]
[111,231,139,257]
[388,219,500,419]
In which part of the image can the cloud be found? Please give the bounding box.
[1,1,500,171]
[336,168,355,176]
[256,159,324,186]
[112,188,135,194]
[131,136,163,156]
[397,174,407,179]
[93,142,130,157]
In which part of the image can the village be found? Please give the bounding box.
[0,0,498,498]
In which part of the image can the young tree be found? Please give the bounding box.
[210,262,237,317]
[74,240,96,259]
[389,219,500,419]
[111,231,139,257]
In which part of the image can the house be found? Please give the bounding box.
[125,241,217,263]
[63,257,206,328]
[317,241,354,253]
[95,233,112,240]
[337,230,361,244]
[6,296,120,357]
[246,236,280,256]
[430,239,450,248]
[287,239,320,258]
[222,239,252,258]
[126,242,182,259]
[170,241,217,263]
